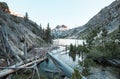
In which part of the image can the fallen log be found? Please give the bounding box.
[0,56,47,78]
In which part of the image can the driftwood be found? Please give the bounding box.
[0,26,47,79]
[0,56,47,78]
[31,58,40,79]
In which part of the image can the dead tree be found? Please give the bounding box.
[23,33,28,60]
[0,56,46,78]
[1,25,23,63]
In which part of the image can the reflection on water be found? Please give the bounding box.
[38,39,84,78]
[38,59,59,79]
[53,39,85,46]
[69,52,76,61]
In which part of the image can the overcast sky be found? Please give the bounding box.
[1,0,115,29]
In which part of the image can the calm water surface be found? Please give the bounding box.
[39,39,85,78]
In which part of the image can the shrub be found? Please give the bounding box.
[71,68,82,79]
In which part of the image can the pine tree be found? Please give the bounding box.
[42,28,46,41]
[116,25,120,40]
[39,24,42,30]
[45,23,52,43]
[70,44,74,52]
[102,27,108,37]
[24,12,28,20]
[114,25,120,45]
[86,29,98,47]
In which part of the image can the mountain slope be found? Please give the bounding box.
[65,0,120,39]
[0,2,45,57]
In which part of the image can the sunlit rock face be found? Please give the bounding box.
[9,9,24,18]
[55,25,68,31]
[0,2,10,13]
[0,2,45,55]
[64,0,120,38]
[52,25,68,38]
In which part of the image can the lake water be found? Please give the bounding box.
[53,39,85,46]
[39,39,85,79]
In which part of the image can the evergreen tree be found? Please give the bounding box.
[39,24,43,38]
[102,27,108,37]
[119,25,120,33]
[45,23,52,43]
[39,24,42,30]
[24,12,28,20]
[101,27,108,46]
[42,28,46,41]
[116,25,120,40]
[86,29,98,47]
[69,44,76,52]
[70,44,73,52]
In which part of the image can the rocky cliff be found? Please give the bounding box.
[0,2,45,60]
[65,0,120,39]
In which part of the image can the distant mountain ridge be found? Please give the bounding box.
[64,0,120,39]
[55,25,68,30]
[52,25,68,38]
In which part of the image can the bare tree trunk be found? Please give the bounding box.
[23,35,27,60]
[0,56,46,78]
[34,58,40,79]
[2,26,23,63]
[6,74,12,79]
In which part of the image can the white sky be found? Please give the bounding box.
[0,0,115,29]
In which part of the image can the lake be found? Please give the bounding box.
[38,39,85,79]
